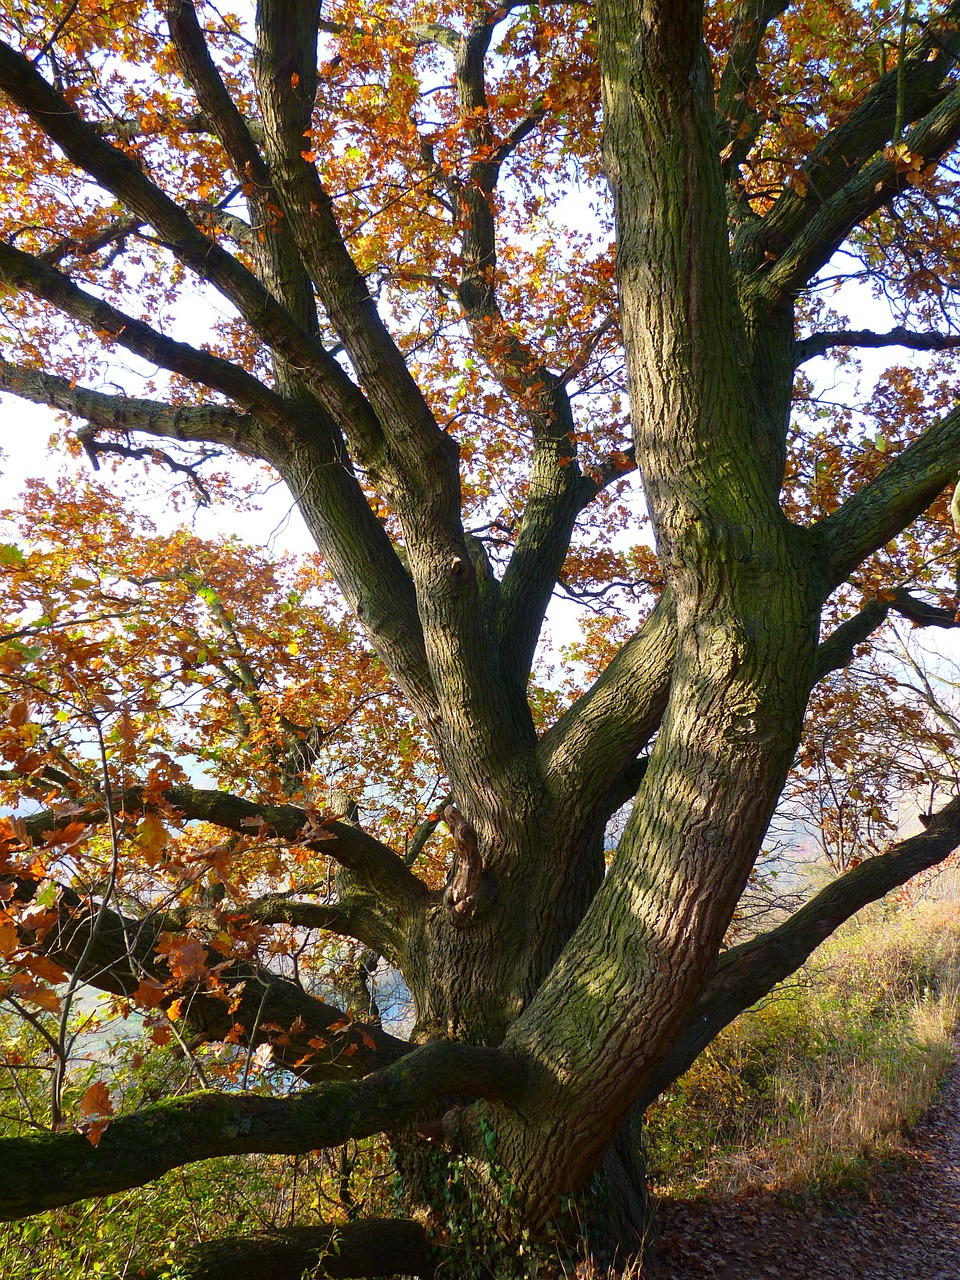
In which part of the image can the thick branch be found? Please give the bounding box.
[0,39,383,450]
[540,593,676,825]
[0,246,436,722]
[91,110,265,146]
[38,214,142,268]
[23,784,429,924]
[167,1219,436,1280]
[814,587,960,683]
[235,891,389,945]
[0,239,284,431]
[445,22,589,685]
[717,0,791,182]
[252,2,459,503]
[0,358,255,444]
[811,401,960,588]
[164,0,270,185]
[164,0,322,359]
[752,0,960,258]
[252,2,535,775]
[813,597,890,681]
[0,1041,519,1219]
[643,793,960,1104]
[796,326,960,365]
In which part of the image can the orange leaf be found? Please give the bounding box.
[80,1080,114,1118]
[155,932,209,983]
[0,915,18,957]
[22,955,67,983]
[133,978,168,1009]
[42,821,89,850]
[84,1118,111,1148]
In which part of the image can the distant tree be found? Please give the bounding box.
[3,1,960,1274]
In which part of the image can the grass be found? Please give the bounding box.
[645,894,960,1200]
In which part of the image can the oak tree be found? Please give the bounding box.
[3,0,960,1274]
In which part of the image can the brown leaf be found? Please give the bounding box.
[80,1080,114,1118]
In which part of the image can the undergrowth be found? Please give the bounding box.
[3,897,958,1274]
[645,897,960,1200]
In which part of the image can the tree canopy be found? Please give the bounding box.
[3,1,960,1275]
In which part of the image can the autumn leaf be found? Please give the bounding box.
[154,932,210,983]
[80,1080,114,1118]
[251,1042,274,1071]
[133,978,168,1009]
[41,821,89,850]
[79,1081,114,1147]
[21,954,68,984]
[0,914,18,957]
[137,813,168,865]
[83,1119,112,1148]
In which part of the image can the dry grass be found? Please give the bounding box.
[646,896,960,1200]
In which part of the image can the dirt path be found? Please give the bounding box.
[649,1043,960,1279]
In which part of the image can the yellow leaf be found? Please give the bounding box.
[137,813,168,865]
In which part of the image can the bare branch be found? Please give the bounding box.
[796,326,960,365]
[540,593,676,825]
[813,587,960,681]
[0,357,255,446]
